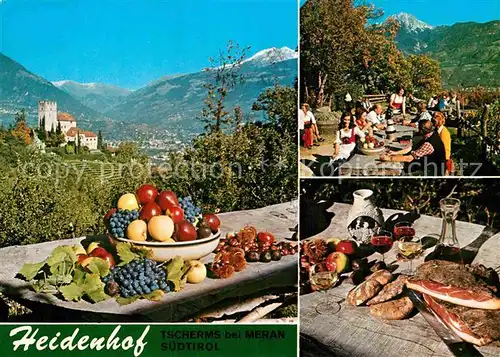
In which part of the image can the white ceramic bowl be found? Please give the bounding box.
[112,230,221,261]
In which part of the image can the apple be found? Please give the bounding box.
[89,247,116,267]
[202,213,221,233]
[86,242,100,254]
[117,193,139,211]
[139,202,162,222]
[368,142,375,149]
[186,260,207,284]
[126,220,148,242]
[167,206,185,224]
[175,220,197,242]
[104,208,117,227]
[148,215,174,242]
[325,260,337,272]
[257,232,274,245]
[325,252,349,273]
[336,240,357,256]
[363,143,368,149]
[77,254,88,265]
[135,184,159,205]
[360,137,366,143]
[156,190,179,212]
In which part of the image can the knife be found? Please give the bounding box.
[405,288,484,357]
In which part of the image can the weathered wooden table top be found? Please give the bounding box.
[0,201,298,321]
[300,202,500,357]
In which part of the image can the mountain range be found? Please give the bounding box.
[392,13,500,88]
[0,47,297,140]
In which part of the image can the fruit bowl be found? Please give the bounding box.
[111,230,221,262]
[360,146,386,156]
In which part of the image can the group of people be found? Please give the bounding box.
[300,86,455,176]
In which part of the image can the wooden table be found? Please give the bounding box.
[0,201,298,322]
[339,125,418,176]
[300,202,500,357]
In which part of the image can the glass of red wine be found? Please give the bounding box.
[393,221,415,241]
[370,229,393,263]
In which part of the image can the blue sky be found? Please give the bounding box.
[0,0,298,89]
[300,0,499,26]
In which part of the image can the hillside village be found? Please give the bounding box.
[37,100,98,150]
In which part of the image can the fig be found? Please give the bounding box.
[246,251,260,262]
[105,281,120,296]
[260,251,272,263]
[349,270,366,285]
[271,250,282,261]
[351,259,368,272]
[198,226,212,239]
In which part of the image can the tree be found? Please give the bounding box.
[408,55,442,98]
[57,122,62,134]
[252,84,298,135]
[97,130,103,150]
[301,0,376,106]
[199,41,250,133]
[40,115,46,131]
[14,109,27,124]
[76,130,81,154]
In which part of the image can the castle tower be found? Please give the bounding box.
[38,101,57,132]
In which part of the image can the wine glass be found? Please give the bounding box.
[393,221,415,241]
[398,236,424,275]
[310,263,340,314]
[370,229,393,263]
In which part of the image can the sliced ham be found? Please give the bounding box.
[406,278,500,310]
[423,294,493,346]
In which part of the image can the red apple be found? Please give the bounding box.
[77,254,88,265]
[157,190,179,212]
[89,247,116,267]
[135,184,159,205]
[324,260,337,272]
[335,240,357,256]
[175,220,197,242]
[167,206,185,224]
[202,213,221,232]
[104,208,117,228]
[139,202,162,222]
[257,232,274,245]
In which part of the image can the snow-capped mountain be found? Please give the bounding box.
[243,46,297,65]
[391,12,433,32]
[52,80,132,113]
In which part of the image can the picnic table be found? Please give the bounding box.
[0,201,298,322]
[340,122,418,176]
[300,202,500,357]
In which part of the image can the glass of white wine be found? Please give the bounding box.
[398,236,424,275]
[310,263,340,314]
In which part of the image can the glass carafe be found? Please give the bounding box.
[433,198,462,263]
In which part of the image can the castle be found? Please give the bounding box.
[37,101,98,150]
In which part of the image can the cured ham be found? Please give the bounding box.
[407,278,500,310]
[423,294,493,346]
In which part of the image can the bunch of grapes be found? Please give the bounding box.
[178,196,202,225]
[103,258,170,298]
[109,209,139,238]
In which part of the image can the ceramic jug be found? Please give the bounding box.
[346,189,384,244]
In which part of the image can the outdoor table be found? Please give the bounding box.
[300,202,500,357]
[0,201,298,322]
[339,124,418,176]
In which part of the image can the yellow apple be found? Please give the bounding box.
[117,193,139,211]
[363,143,368,149]
[360,137,366,143]
[126,220,148,242]
[86,242,100,254]
[186,260,207,284]
[368,142,375,149]
[148,215,174,242]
